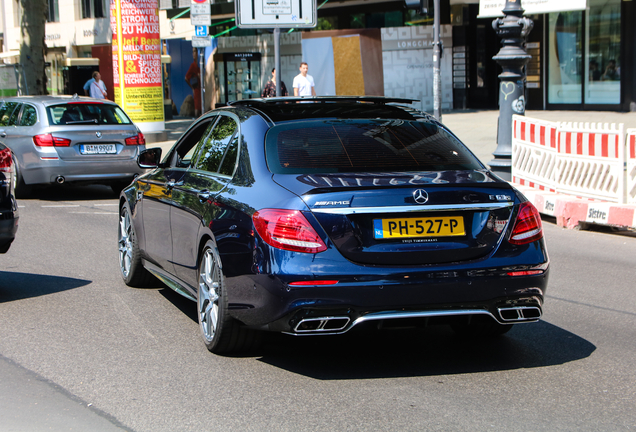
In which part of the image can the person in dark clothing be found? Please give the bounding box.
[261,68,288,98]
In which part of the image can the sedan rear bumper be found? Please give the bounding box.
[23,158,144,185]
[227,270,548,333]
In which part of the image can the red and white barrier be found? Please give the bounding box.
[512,116,636,229]
[516,184,636,230]
[627,129,636,204]
[555,122,624,203]
[511,115,558,192]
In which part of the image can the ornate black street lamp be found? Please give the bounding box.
[489,0,533,180]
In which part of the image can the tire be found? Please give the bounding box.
[118,202,154,287]
[12,156,32,199]
[450,315,514,338]
[197,240,261,354]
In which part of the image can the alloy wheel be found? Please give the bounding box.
[199,248,221,342]
[118,208,133,278]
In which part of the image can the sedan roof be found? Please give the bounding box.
[227,96,436,123]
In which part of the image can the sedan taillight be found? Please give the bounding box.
[125,132,146,146]
[509,202,543,245]
[0,148,12,172]
[33,134,71,147]
[253,209,327,254]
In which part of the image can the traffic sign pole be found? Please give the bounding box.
[191,0,211,113]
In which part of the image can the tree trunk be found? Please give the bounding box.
[19,0,48,95]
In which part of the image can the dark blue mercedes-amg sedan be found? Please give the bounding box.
[117,97,549,354]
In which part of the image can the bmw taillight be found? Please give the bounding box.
[509,202,543,245]
[33,134,71,147]
[125,132,146,146]
[253,209,327,253]
[0,148,12,173]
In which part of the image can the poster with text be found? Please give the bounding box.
[111,0,164,131]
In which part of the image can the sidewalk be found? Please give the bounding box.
[145,109,636,231]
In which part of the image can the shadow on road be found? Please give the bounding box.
[0,272,91,302]
[23,184,119,202]
[255,321,595,379]
[159,287,198,322]
[157,285,595,378]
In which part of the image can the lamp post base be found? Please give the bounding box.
[489,155,512,181]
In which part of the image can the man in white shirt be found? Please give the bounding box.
[293,62,316,97]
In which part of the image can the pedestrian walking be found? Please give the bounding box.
[261,68,288,98]
[293,62,316,97]
[89,71,107,99]
[185,48,202,117]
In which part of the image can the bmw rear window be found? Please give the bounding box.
[265,119,483,174]
[47,103,132,125]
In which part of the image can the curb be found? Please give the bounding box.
[513,184,636,230]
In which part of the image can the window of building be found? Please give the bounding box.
[585,1,621,104]
[82,0,106,19]
[548,0,621,106]
[47,0,60,22]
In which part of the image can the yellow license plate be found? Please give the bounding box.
[373,216,465,239]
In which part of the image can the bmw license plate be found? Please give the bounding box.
[374,216,465,239]
[80,144,116,155]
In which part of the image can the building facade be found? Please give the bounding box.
[2,0,634,114]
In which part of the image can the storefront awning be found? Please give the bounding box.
[64,57,100,67]
[478,0,587,18]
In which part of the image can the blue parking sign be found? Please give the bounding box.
[195,25,209,37]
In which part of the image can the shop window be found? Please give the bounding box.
[548,0,621,106]
[585,0,621,104]
[548,11,582,104]
[82,0,106,19]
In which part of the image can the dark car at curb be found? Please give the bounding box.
[0,143,18,253]
[117,97,549,354]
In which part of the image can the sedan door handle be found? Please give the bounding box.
[198,190,212,202]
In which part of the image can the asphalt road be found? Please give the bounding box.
[1,184,635,431]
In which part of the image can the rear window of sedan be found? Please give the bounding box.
[47,103,132,125]
[265,119,483,174]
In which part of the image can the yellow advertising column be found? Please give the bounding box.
[111,0,165,132]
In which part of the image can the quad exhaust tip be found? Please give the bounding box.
[498,306,542,322]
[294,316,351,333]
[55,176,65,184]
[290,307,542,335]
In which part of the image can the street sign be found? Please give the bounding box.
[235,0,317,28]
[191,2,211,15]
[195,25,209,37]
[191,14,211,26]
[192,36,212,47]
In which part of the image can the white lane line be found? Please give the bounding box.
[41,205,81,208]
[94,203,118,206]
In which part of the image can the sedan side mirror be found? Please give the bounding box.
[138,147,162,169]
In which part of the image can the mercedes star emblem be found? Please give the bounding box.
[96,131,102,138]
[412,189,429,204]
